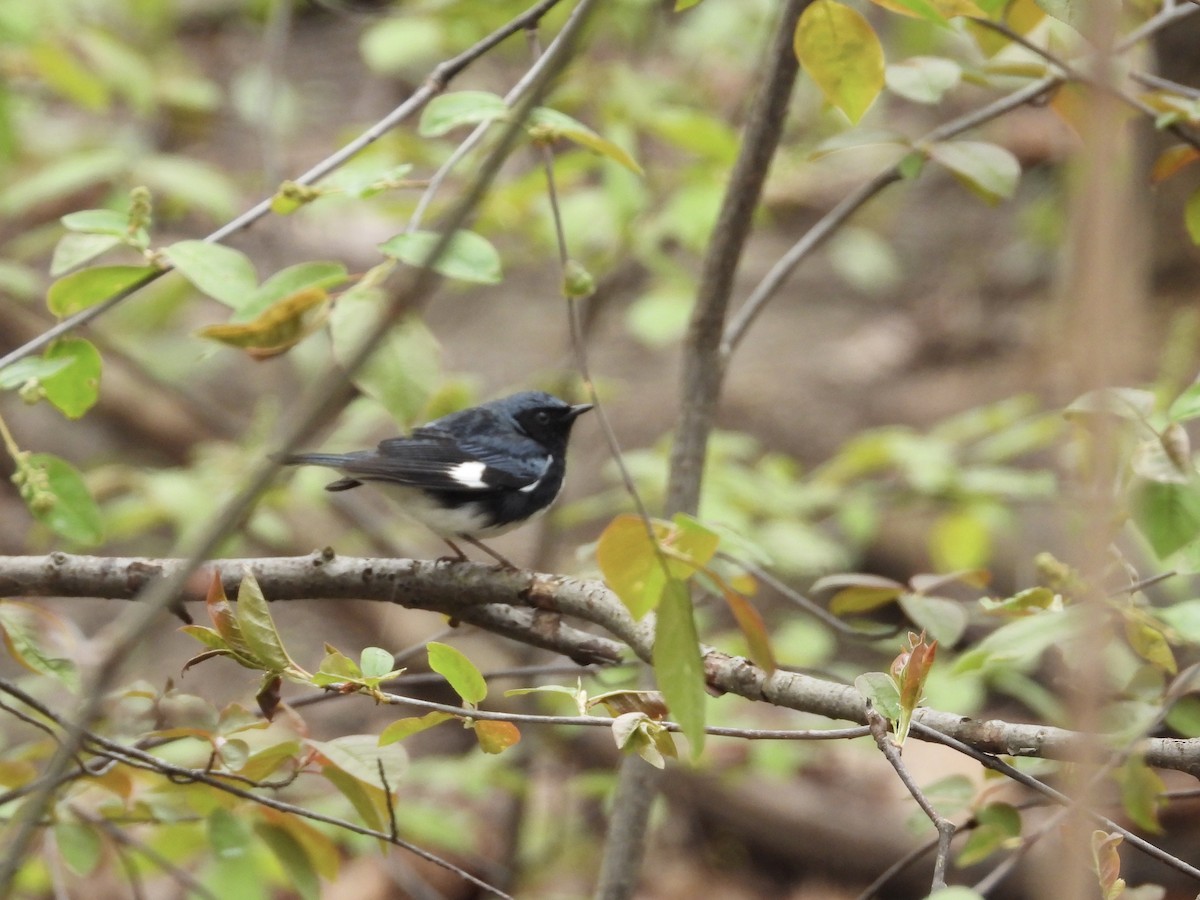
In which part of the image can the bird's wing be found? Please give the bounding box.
[339,428,547,492]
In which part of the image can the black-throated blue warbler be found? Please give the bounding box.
[279,391,592,565]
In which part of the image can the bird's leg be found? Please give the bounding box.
[438,539,470,564]
[460,535,518,570]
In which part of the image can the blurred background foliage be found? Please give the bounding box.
[3,0,1200,897]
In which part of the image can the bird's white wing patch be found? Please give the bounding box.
[446,461,489,489]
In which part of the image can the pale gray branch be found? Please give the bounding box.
[4,552,1198,780]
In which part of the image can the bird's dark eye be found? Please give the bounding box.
[533,410,551,425]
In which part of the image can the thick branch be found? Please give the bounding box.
[664,0,807,518]
[4,553,1198,779]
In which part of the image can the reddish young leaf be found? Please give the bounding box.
[720,584,776,673]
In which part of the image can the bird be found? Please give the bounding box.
[278,391,592,566]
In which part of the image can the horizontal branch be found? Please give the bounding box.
[3,553,1197,778]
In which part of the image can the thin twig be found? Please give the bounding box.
[720,75,1060,358]
[0,3,600,891]
[0,0,567,372]
[70,805,219,900]
[408,4,576,234]
[0,679,513,900]
[865,705,955,893]
[721,552,899,638]
[1115,1,1200,52]
[1129,69,1200,100]
[909,720,1200,884]
[376,690,870,740]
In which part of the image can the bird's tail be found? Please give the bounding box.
[273,452,353,469]
[271,452,363,492]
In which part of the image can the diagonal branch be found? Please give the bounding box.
[0,0,566,373]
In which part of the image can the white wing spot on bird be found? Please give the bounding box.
[447,461,489,489]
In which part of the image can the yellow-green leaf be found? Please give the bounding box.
[198,287,330,359]
[1186,185,1200,246]
[418,90,508,137]
[162,240,258,308]
[379,711,454,745]
[926,140,1021,204]
[654,579,705,756]
[795,0,886,124]
[427,641,487,706]
[379,229,502,284]
[40,338,101,419]
[46,264,156,317]
[25,453,104,547]
[528,107,644,175]
[235,571,293,673]
[0,601,83,690]
[596,514,667,619]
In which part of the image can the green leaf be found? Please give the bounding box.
[0,356,73,390]
[40,338,101,419]
[1158,599,1200,642]
[236,261,348,321]
[0,601,82,690]
[31,41,108,111]
[359,16,445,75]
[1166,695,1200,737]
[310,734,408,793]
[955,605,1091,673]
[254,824,320,900]
[885,56,961,104]
[528,107,644,175]
[378,229,502,285]
[898,593,969,646]
[26,453,104,546]
[1034,0,1081,27]
[1115,756,1165,834]
[359,647,395,680]
[596,514,667,619]
[815,573,905,615]
[50,233,122,276]
[378,711,455,745]
[1186,185,1200,246]
[0,148,126,217]
[235,571,293,672]
[162,240,258,308]
[61,208,129,235]
[328,300,441,426]
[1066,387,1156,421]
[427,641,487,706]
[54,822,102,876]
[135,154,239,221]
[46,264,156,317]
[926,141,1021,204]
[795,0,886,124]
[653,579,706,755]
[1169,383,1200,423]
[418,90,508,137]
[1131,480,1200,559]
[207,808,256,896]
[956,802,1021,866]
[855,671,901,721]
[929,508,991,572]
